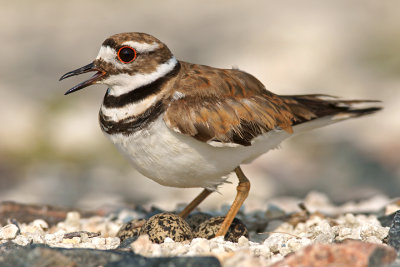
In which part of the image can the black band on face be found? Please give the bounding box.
[102,61,181,108]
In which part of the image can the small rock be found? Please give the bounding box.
[105,237,120,249]
[117,218,146,242]
[361,224,388,242]
[385,203,400,215]
[12,235,31,246]
[63,231,100,239]
[388,210,400,250]
[224,250,265,267]
[263,233,289,254]
[287,237,311,252]
[265,204,286,220]
[51,230,66,244]
[57,212,81,232]
[80,233,90,243]
[242,210,269,232]
[189,238,211,254]
[65,211,80,223]
[45,233,56,243]
[32,219,49,230]
[91,237,105,247]
[131,234,155,255]
[0,224,19,240]
[21,224,44,235]
[64,212,81,230]
[271,240,396,267]
[343,213,357,225]
[30,232,46,244]
[237,236,249,247]
[140,213,193,243]
[62,237,80,245]
[195,216,248,243]
[378,212,396,227]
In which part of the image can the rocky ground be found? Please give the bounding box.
[0,192,399,266]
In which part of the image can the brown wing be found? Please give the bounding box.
[164,62,381,146]
[163,62,297,146]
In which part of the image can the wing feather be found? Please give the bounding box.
[164,62,381,146]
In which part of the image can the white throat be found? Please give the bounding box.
[101,57,178,97]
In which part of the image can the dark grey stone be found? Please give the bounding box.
[378,212,396,227]
[388,210,400,251]
[0,242,220,267]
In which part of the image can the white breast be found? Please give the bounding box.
[103,115,296,190]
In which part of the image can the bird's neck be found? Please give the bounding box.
[98,59,181,136]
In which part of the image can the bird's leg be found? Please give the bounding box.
[216,166,250,237]
[179,188,212,218]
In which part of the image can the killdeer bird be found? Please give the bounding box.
[60,32,381,237]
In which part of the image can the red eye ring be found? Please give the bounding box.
[117,46,137,63]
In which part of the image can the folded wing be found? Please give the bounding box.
[164,62,381,146]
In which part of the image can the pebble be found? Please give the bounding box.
[105,237,120,249]
[66,211,81,224]
[237,236,249,247]
[57,212,81,232]
[91,236,105,246]
[62,237,80,245]
[189,238,211,254]
[131,234,155,256]
[32,219,48,230]
[271,240,397,267]
[0,224,19,240]
[13,235,31,246]
[388,210,400,250]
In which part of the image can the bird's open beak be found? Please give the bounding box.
[59,62,106,95]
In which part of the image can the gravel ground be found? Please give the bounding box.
[0,192,398,266]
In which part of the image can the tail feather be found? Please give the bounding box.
[281,94,382,125]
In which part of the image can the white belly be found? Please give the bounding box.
[103,115,294,190]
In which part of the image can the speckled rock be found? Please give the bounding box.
[194,216,249,242]
[271,240,396,267]
[117,219,146,242]
[387,210,400,250]
[140,213,193,243]
[185,213,212,231]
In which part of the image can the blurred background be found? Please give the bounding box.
[0,0,399,212]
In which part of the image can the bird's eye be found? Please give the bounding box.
[117,46,137,63]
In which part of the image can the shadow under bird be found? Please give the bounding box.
[60,32,381,237]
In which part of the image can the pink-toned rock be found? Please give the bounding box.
[271,240,396,267]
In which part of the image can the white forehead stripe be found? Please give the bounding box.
[96,46,128,69]
[121,41,160,53]
[96,45,115,60]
